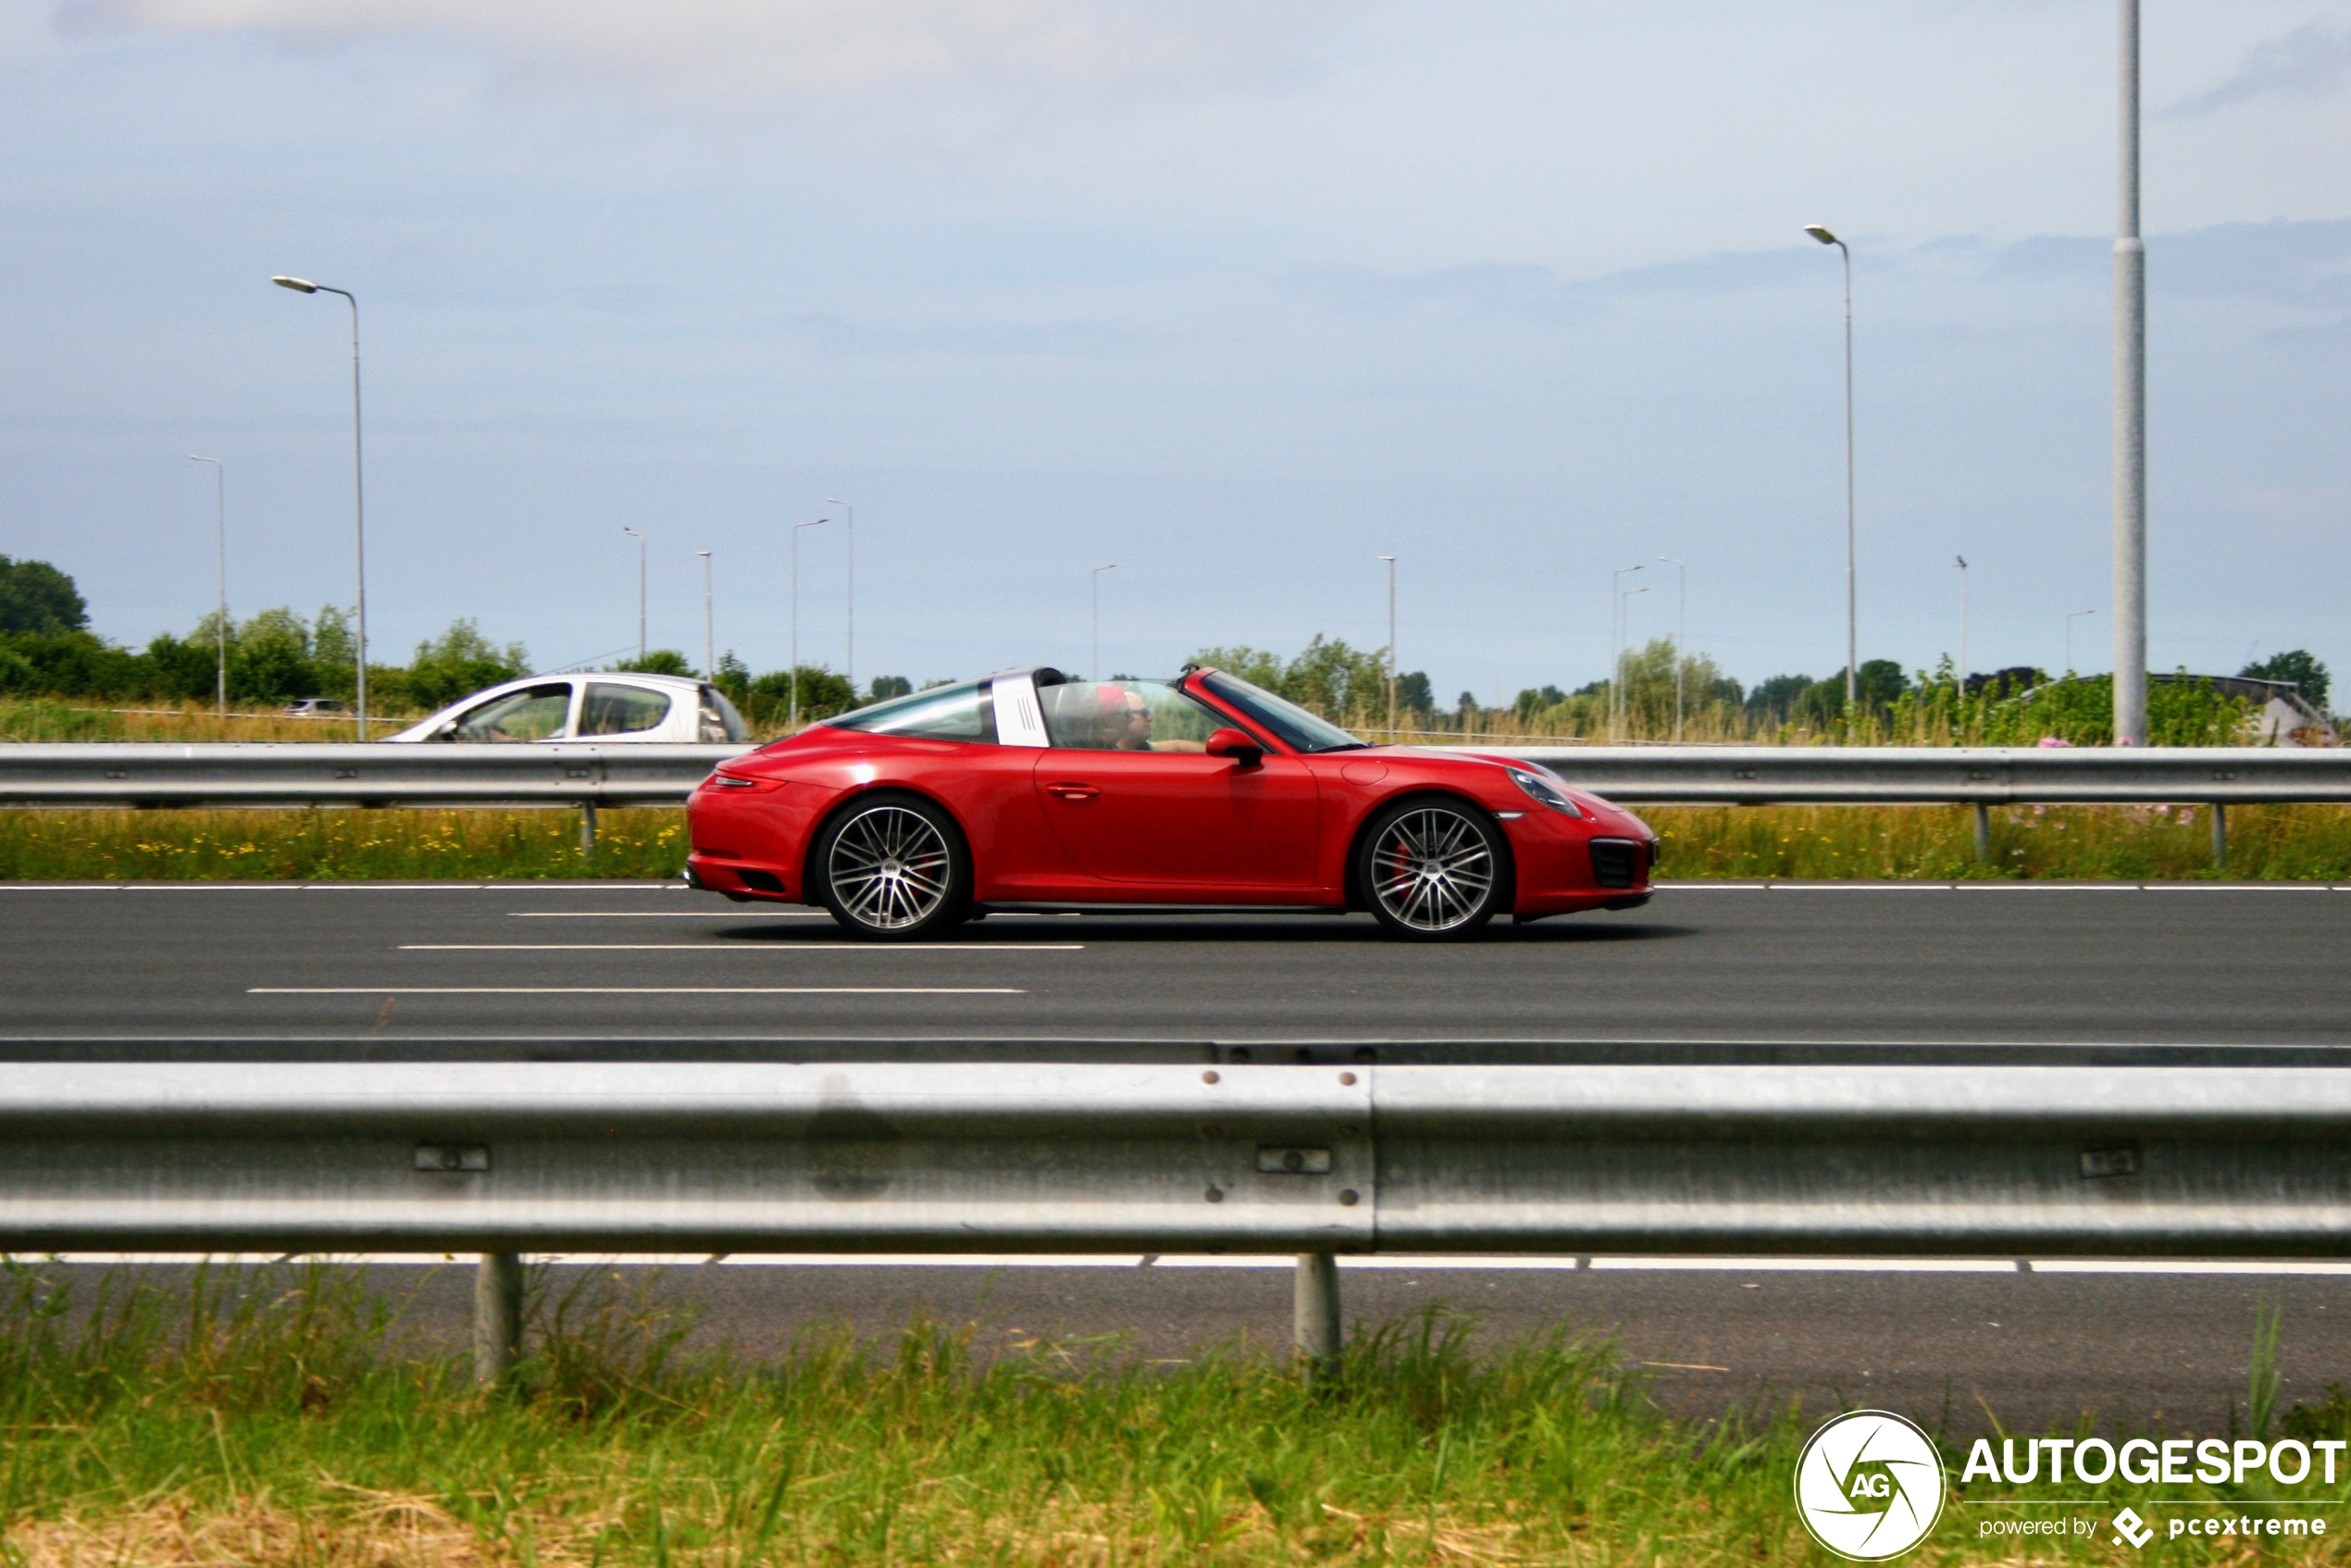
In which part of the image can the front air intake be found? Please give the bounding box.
[1588,837,1643,889]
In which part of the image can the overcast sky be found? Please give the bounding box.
[4,0,2347,702]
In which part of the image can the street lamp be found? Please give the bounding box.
[270,275,369,739]
[2113,0,2148,744]
[621,528,646,663]
[696,551,714,680]
[185,455,227,716]
[1378,555,1397,732]
[1090,564,1117,681]
[1656,555,1686,741]
[791,518,827,728]
[825,497,854,698]
[1610,564,1645,740]
[1954,556,1970,695]
[1803,225,1859,706]
[2066,608,2097,676]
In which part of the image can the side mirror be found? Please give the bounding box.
[1205,728,1263,767]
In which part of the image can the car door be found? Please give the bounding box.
[575,681,675,741]
[1029,678,1320,891]
[437,681,575,742]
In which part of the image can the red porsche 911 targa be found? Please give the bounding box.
[684,666,1656,940]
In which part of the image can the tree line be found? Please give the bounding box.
[0,555,915,720]
[4,555,2331,734]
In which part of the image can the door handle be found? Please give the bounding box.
[1045,782,1101,802]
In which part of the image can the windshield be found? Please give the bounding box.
[1198,670,1368,753]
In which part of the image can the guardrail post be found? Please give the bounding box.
[473,1251,525,1384]
[2211,802,2227,869]
[578,803,598,856]
[1973,803,1991,865]
[1294,1252,1341,1384]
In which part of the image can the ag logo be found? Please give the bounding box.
[1794,1411,1947,1561]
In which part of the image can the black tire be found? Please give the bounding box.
[1356,797,1511,940]
[811,792,971,940]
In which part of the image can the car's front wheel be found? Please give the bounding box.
[1357,798,1510,940]
[812,793,970,940]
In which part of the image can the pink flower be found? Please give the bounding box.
[2036,736,2073,748]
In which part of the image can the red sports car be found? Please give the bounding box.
[684,666,1656,940]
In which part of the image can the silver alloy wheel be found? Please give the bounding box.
[1369,806,1496,931]
[827,804,953,930]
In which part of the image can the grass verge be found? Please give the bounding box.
[6,1260,2349,1565]
[1644,802,2351,881]
[0,808,686,880]
[6,803,2351,882]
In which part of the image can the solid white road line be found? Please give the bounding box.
[50,1252,2351,1275]
[398,942,1083,952]
[509,910,834,918]
[248,986,1025,995]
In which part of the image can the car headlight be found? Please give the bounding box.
[1507,767,1582,817]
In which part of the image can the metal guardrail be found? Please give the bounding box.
[7,1061,2349,1377]
[0,742,746,809]
[1502,745,2351,805]
[2,741,2343,863]
[0,742,2343,810]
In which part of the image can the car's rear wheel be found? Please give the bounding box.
[813,793,970,940]
[1358,798,1510,940]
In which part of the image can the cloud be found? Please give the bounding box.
[56,0,1344,99]
[2170,20,2351,116]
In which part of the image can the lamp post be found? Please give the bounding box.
[2067,608,2098,676]
[2113,0,2148,744]
[1378,554,1397,732]
[620,528,646,663]
[791,517,827,728]
[1089,564,1117,681]
[185,455,227,716]
[1803,225,1858,706]
[1610,564,1645,740]
[1657,555,1686,741]
[270,275,368,739]
[825,497,854,698]
[696,551,714,680]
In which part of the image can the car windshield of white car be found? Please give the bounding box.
[447,684,571,742]
[579,683,674,737]
[1039,679,1224,752]
[1198,670,1368,753]
[828,681,993,742]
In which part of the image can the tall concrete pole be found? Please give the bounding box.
[2112,0,2148,744]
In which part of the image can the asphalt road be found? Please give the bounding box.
[3,878,2349,1053]
[43,1257,2346,1438]
[14,877,2351,1426]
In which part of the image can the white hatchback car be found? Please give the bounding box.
[383,673,751,744]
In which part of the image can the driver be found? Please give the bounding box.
[1093,683,1205,753]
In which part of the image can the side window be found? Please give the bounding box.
[1039,680,1223,753]
[579,683,673,737]
[446,683,571,743]
[827,680,992,742]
